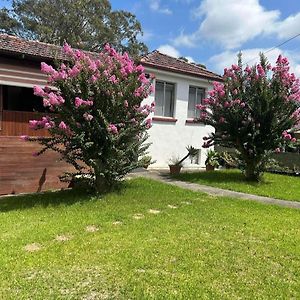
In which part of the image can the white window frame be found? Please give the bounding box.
[154,80,175,117]
[188,86,205,118]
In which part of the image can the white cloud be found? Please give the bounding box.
[209,48,300,77]
[157,44,195,63]
[271,12,300,39]
[157,44,181,57]
[174,0,280,49]
[186,56,195,63]
[173,31,197,48]
[149,0,172,15]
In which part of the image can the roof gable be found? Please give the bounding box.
[140,50,222,81]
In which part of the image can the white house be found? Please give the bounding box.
[141,51,222,169]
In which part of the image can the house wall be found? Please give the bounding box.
[0,57,70,195]
[143,68,215,169]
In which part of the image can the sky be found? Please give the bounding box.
[1,0,300,76]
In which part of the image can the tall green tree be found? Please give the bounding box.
[0,0,147,57]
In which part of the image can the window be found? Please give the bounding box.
[188,86,205,118]
[3,85,45,112]
[155,81,175,117]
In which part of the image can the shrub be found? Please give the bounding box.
[24,44,154,192]
[198,54,300,181]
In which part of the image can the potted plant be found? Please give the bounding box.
[205,150,220,171]
[169,146,198,174]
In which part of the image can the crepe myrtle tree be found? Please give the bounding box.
[197,54,300,181]
[21,44,154,192]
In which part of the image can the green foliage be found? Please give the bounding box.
[0,0,148,57]
[139,155,152,169]
[200,54,300,181]
[205,149,220,167]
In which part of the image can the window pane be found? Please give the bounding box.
[3,85,45,112]
[188,87,196,118]
[164,83,174,117]
[154,81,164,116]
[195,88,205,118]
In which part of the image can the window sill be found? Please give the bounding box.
[152,116,177,123]
[185,119,202,124]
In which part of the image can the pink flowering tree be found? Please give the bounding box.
[197,54,300,181]
[24,44,154,192]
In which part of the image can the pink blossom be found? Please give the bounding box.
[149,85,155,94]
[63,43,73,56]
[41,62,55,74]
[145,118,152,129]
[108,75,118,84]
[291,137,297,143]
[136,64,145,72]
[83,112,93,121]
[20,135,29,141]
[29,120,39,129]
[69,65,81,77]
[244,66,251,74]
[59,121,67,130]
[75,97,93,108]
[232,64,240,71]
[224,101,231,108]
[138,73,149,84]
[275,148,281,153]
[33,85,45,97]
[108,123,118,134]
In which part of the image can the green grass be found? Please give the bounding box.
[174,169,300,202]
[1,178,300,299]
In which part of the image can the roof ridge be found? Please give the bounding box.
[154,50,207,71]
[0,33,61,49]
[0,33,97,56]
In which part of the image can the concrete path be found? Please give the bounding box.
[130,170,300,210]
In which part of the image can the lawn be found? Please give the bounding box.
[0,177,300,299]
[174,169,300,202]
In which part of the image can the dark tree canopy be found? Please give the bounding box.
[0,0,148,57]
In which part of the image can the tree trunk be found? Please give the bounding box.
[95,172,111,193]
[244,160,260,181]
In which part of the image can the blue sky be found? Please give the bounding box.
[2,0,300,75]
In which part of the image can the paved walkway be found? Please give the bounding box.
[130,170,300,210]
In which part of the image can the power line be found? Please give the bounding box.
[242,32,300,66]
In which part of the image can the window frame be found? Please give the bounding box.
[187,86,206,119]
[154,80,176,118]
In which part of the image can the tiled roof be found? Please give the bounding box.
[0,34,96,61]
[141,50,222,81]
[0,33,68,60]
[0,34,222,81]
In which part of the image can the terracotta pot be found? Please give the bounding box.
[206,164,215,171]
[169,164,182,175]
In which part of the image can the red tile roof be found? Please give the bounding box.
[0,34,222,81]
[0,34,96,61]
[141,50,222,81]
[0,33,68,60]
